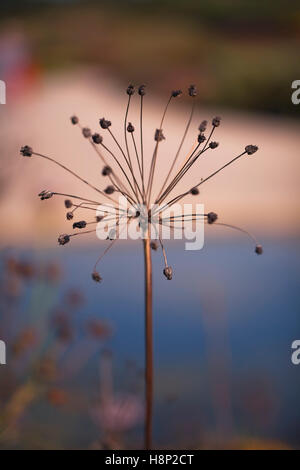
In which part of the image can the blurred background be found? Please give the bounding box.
[0,0,299,449]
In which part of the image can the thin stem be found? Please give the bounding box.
[143,231,153,450]
[156,100,195,201]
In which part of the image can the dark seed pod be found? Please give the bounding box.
[66,212,74,220]
[104,185,115,195]
[207,212,218,224]
[58,234,70,246]
[172,90,182,98]
[163,266,173,280]
[127,122,135,133]
[190,187,199,196]
[70,116,79,125]
[126,84,135,95]
[73,221,86,229]
[92,271,102,283]
[82,127,91,138]
[212,116,221,127]
[92,133,103,144]
[255,244,263,255]
[102,166,112,176]
[64,199,72,209]
[154,129,165,142]
[245,145,258,155]
[20,145,33,157]
[39,190,53,200]
[138,84,146,96]
[99,118,111,129]
[188,85,197,97]
[198,134,206,144]
[150,241,159,251]
[209,141,219,149]
[198,120,207,132]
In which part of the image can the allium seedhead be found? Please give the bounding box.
[212,116,221,127]
[64,199,72,209]
[127,122,135,133]
[172,90,182,98]
[138,84,146,96]
[20,145,33,157]
[207,212,218,224]
[127,84,135,95]
[154,129,165,142]
[73,221,86,229]
[150,241,159,251]
[255,244,263,255]
[104,185,115,195]
[70,115,79,125]
[188,85,197,97]
[66,212,73,220]
[99,118,111,129]
[209,141,219,149]
[163,266,173,280]
[92,271,102,283]
[58,234,70,246]
[38,190,53,200]
[245,145,258,155]
[190,187,199,196]
[199,120,207,132]
[92,133,103,144]
[102,165,112,176]
[198,134,206,143]
[82,127,91,138]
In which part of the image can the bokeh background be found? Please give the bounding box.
[0,0,299,449]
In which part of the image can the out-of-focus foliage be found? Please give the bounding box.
[0,0,299,116]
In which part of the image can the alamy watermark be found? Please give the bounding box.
[0,80,6,104]
[0,340,6,365]
[291,340,300,365]
[95,197,205,251]
[291,80,300,105]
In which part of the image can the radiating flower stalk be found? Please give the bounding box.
[20,83,262,449]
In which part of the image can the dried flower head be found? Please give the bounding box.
[92,133,103,144]
[255,244,263,255]
[71,115,79,125]
[82,127,91,138]
[199,120,207,132]
[39,190,54,200]
[73,220,87,229]
[207,212,218,224]
[58,234,70,246]
[104,185,115,195]
[188,84,197,97]
[126,84,134,96]
[127,122,135,133]
[20,145,33,157]
[212,116,221,127]
[209,141,219,149]
[138,84,146,96]
[245,144,259,155]
[99,118,111,129]
[163,266,173,280]
[190,187,199,196]
[172,90,182,98]
[64,199,72,208]
[154,129,165,142]
[22,83,262,286]
[92,271,102,283]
